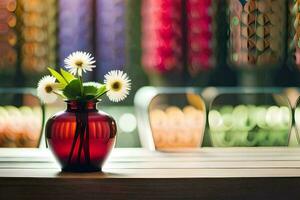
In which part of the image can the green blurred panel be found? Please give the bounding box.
[124,0,149,104]
[101,106,141,148]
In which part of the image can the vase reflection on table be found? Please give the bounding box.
[46,100,117,172]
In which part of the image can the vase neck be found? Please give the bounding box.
[66,101,97,112]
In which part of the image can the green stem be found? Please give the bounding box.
[79,76,84,97]
[53,91,66,99]
[93,90,108,100]
[77,69,84,97]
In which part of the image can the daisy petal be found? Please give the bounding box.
[64,51,96,76]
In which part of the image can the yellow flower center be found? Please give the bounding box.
[45,85,53,93]
[111,81,122,91]
[75,60,83,68]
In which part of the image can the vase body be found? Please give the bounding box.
[46,101,117,172]
[228,0,287,69]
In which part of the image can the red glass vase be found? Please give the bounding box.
[46,100,117,172]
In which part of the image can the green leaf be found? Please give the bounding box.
[82,82,107,99]
[48,68,67,86]
[60,68,75,83]
[63,79,81,99]
[83,82,99,96]
[95,85,107,98]
[85,95,97,100]
[55,83,65,90]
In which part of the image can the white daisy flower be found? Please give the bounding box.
[37,75,58,104]
[104,70,131,102]
[64,51,96,76]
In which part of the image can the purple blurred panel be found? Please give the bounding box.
[59,0,94,66]
[96,0,125,77]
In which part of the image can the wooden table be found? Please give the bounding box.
[1,148,300,199]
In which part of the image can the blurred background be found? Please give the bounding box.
[0,0,300,148]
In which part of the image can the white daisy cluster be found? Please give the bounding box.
[37,51,131,104]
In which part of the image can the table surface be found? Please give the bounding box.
[2,147,300,199]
